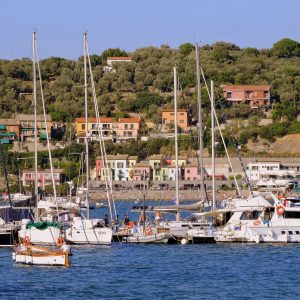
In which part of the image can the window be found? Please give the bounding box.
[130,124,134,129]
[179,120,184,124]
[240,210,261,220]
[264,91,269,98]
[81,124,85,130]
[117,162,124,168]
[281,231,286,234]
[245,91,254,99]
[187,170,190,174]
[170,112,174,116]
[288,231,293,235]
[179,112,184,116]
[226,92,232,99]
[284,211,300,219]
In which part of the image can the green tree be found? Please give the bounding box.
[272,38,300,58]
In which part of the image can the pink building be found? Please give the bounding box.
[117,118,141,140]
[222,85,271,108]
[184,161,200,181]
[95,157,104,180]
[22,169,64,189]
[133,162,150,181]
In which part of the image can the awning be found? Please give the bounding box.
[0,139,10,144]
[40,133,47,139]
[0,132,16,136]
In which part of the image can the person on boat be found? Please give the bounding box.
[104,214,109,227]
[123,215,130,226]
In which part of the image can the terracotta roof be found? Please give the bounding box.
[162,109,187,113]
[222,85,270,91]
[148,154,164,160]
[23,168,64,173]
[134,162,149,168]
[128,156,138,160]
[16,114,52,122]
[107,57,132,61]
[106,154,129,160]
[75,117,113,123]
[118,118,141,123]
[0,119,20,125]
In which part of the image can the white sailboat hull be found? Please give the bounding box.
[123,232,171,244]
[12,252,68,266]
[65,227,112,245]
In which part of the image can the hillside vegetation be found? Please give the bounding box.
[0,38,299,155]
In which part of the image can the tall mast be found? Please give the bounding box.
[195,43,205,202]
[211,80,216,211]
[33,31,39,221]
[174,67,179,221]
[84,32,90,219]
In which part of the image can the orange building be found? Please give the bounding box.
[222,85,271,108]
[162,109,189,131]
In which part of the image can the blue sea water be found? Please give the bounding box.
[1,204,300,299]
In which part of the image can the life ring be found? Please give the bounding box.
[276,205,285,216]
[57,237,64,247]
[24,236,30,247]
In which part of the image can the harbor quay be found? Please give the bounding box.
[89,179,246,201]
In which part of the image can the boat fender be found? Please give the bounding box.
[276,205,285,216]
[24,236,31,247]
[57,237,64,247]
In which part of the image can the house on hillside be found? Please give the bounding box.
[162,109,189,131]
[16,114,52,142]
[22,169,65,189]
[0,119,20,144]
[222,85,271,108]
[103,57,132,73]
[117,118,141,141]
[75,117,141,144]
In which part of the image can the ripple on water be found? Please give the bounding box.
[1,243,300,299]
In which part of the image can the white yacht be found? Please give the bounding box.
[213,193,300,243]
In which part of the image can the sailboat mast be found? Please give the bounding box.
[211,80,216,211]
[195,43,205,201]
[84,32,90,219]
[33,32,39,221]
[174,67,180,221]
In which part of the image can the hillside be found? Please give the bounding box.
[0,38,299,154]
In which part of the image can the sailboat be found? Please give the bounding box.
[17,32,63,246]
[64,33,112,245]
[122,172,171,244]
[13,32,71,267]
[153,65,212,242]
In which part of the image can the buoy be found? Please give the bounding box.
[181,238,187,245]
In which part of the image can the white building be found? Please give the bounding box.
[246,161,298,188]
[103,57,132,73]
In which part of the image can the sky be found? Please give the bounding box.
[1,0,300,59]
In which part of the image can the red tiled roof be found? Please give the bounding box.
[222,85,270,91]
[162,109,188,112]
[75,117,113,123]
[118,118,141,123]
